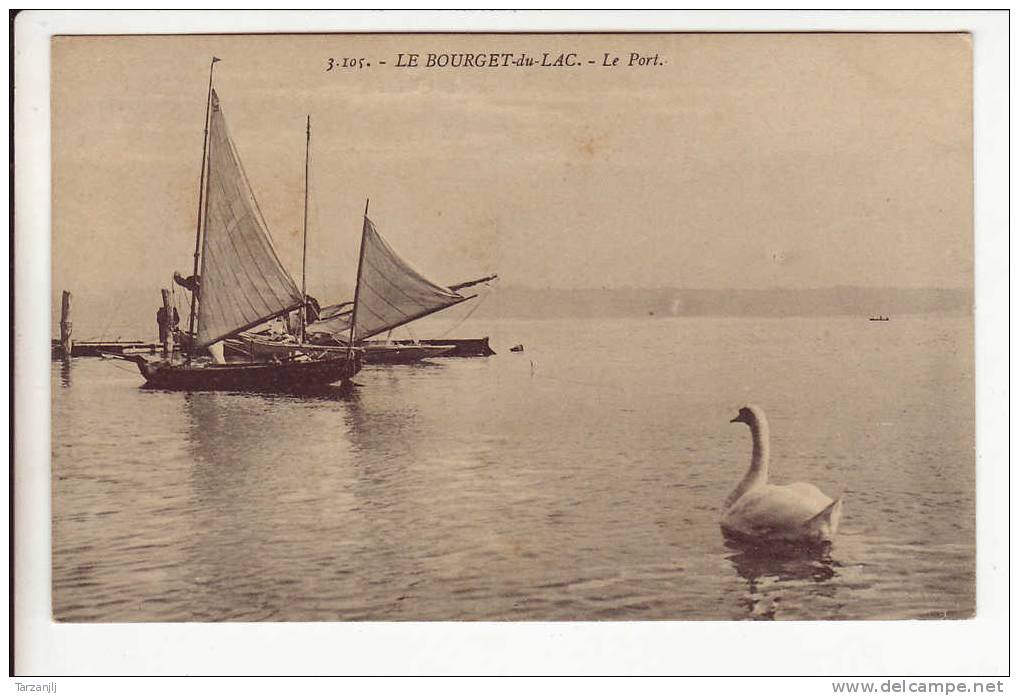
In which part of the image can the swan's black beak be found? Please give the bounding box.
[729,416,740,423]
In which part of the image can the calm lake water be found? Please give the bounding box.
[51,315,974,621]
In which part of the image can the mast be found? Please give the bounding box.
[186,56,220,359]
[347,198,370,358]
[300,114,311,344]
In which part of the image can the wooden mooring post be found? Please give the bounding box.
[160,288,174,358]
[59,290,73,359]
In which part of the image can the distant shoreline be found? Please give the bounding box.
[468,286,973,320]
[49,285,973,338]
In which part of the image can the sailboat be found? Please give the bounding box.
[132,64,361,390]
[311,266,498,361]
[305,209,496,362]
[230,205,496,364]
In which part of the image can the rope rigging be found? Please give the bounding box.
[438,276,498,338]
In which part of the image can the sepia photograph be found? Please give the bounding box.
[12,9,1010,678]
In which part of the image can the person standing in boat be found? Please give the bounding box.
[156,304,179,345]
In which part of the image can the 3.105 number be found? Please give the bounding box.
[326,57,369,71]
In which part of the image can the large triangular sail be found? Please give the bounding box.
[311,216,468,341]
[195,90,304,347]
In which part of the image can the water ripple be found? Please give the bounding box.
[52,316,974,621]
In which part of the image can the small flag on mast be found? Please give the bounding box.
[212,56,221,63]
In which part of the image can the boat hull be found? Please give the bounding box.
[134,355,361,392]
[306,337,495,358]
[391,337,495,357]
[362,344,453,364]
[226,335,458,364]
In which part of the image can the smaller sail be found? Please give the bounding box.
[348,217,467,341]
[196,91,303,347]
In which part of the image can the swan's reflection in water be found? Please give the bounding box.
[725,541,840,620]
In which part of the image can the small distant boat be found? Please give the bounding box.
[869,315,890,322]
[509,344,524,353]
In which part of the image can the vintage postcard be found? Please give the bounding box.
[13,11,1009,678]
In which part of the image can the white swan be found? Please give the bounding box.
[721,404,842,546]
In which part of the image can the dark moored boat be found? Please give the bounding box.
[373,337,495,358]
[133,353,360,391]
[134,75,359,391]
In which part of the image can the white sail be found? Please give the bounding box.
[195,90,303,347]
[346,217,467,341]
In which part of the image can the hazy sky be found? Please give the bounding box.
[52,33,972,302]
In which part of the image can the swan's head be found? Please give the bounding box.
[730,404,765,426]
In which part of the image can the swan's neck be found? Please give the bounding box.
[725,417,770,508]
